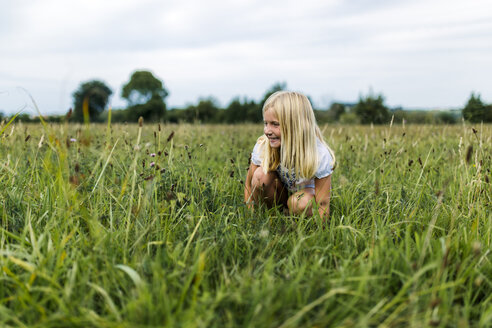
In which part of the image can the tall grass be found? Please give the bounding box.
[0,121,490,327]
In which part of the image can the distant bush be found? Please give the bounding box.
[392,109,459,125]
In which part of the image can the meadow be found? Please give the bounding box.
[0,120,490,327]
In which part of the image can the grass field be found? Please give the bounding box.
[0,120,490,327]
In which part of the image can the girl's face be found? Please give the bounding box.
[263,109,281,148]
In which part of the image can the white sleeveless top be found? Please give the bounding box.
[251,138,334,192]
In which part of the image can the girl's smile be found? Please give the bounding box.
[263,109,281,148]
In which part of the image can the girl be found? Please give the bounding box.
[244,91,336,218]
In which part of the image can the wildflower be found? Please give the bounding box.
[150,153,156,157]
[70,138,77,142]
[150,162,155,167]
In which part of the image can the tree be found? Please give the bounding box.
[72,80,112,122]
[240,82,287,123]
[486,105,492,122]
[121,70,169,122]
[187,97,220,123]
[260,82,287,108]
[225,97,259,123]
[462,93,492,123]
[328,102,347,122]
[353,91,390,124]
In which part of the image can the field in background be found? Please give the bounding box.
[0,122,490,327]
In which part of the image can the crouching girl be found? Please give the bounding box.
[244,91,336,218]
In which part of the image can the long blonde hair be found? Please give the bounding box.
[259,91,336,178]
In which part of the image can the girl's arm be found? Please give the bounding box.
[244,163,259,206]
[314,175,332,218]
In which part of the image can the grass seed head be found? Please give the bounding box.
[38,134,44,148]
[69,175,79,186]
[430,298,441,309]
[66,108,72,120]
[472,241,481,257]
[465,145,473,164]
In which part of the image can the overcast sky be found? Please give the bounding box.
[1,0,491,115]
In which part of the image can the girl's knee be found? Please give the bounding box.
[288,191,315,215]
[252,167,276,189]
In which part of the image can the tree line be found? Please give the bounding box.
[3,70,492,124]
